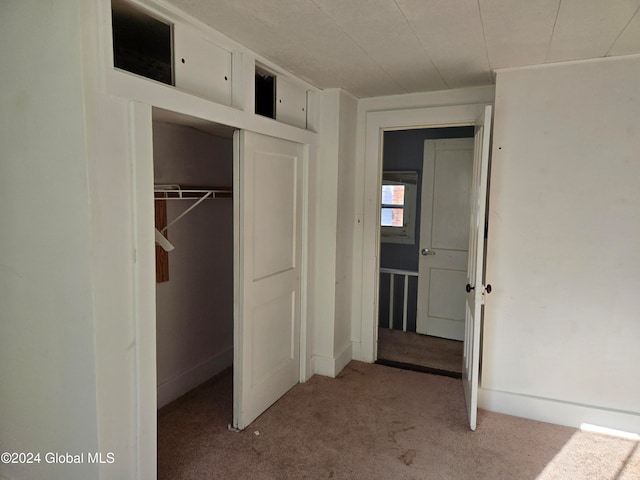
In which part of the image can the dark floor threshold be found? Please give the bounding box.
[376,358,462,379]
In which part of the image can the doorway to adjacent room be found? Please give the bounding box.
[377,127,474,377]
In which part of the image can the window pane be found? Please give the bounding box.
[381,184,405,206]
[381,208,404,227]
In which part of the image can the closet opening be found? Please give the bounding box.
[151,108,236,472]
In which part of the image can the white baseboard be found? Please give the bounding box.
[351,341,362,362]
[479,387,640,434]
[157,346,233,409]
[312,342,353,378]
[334,342,353,375]
[312,355,334,377]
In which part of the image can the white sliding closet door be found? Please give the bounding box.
[233,131,302,430]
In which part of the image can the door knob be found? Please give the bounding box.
[421,248,436,256]
[467,284,492,293]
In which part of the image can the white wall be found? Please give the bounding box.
[481,55,640,432]
[311,90,341,375]
[153,122,234,408]
[85,95,138,480]
[0,1,100,479]
[334,90,358,364]
[311,89,358,377]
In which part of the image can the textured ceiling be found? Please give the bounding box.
[166,0,640,98]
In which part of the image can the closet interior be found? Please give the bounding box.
[152,108,235,411]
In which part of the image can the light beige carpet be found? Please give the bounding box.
[377,328,463,374]
[158,362,639,480]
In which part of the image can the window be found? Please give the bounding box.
[381,182,405,226]
[381,171,418,244]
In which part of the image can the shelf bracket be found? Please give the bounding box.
[160,191,213,234]
[153,185,230,252]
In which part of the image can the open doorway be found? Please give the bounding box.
[376,126,474,377]
[362,103,493,430]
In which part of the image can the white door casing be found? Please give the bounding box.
[417,138,474,340]
[462,105,492,431]
[233,130,302,430]
[362,104,491,363]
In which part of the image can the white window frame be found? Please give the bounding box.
[380,171,418,245]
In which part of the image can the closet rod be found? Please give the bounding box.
[154,184,232,199]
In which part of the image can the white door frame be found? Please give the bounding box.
[361,104,490,363]
[130,101,158,480]
[129,102,311,477]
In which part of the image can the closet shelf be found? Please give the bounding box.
[153,184,232,253]
[154,184,232,199]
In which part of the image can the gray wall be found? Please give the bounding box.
[378,127,473,331]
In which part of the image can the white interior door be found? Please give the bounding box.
[463,105,492,431]
[416,138,474,340]
[233,131,302,430]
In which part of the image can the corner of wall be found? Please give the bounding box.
[157,347,233,408]
[311,342,352,378]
